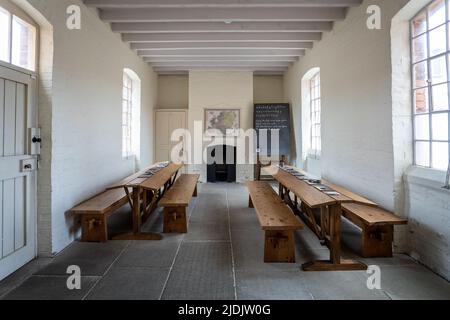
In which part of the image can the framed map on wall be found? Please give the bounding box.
[205,109,240,136]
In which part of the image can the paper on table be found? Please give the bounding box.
[324,191,341,196]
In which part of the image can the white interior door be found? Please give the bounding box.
[0,64,37,281]
[155,110,187,164]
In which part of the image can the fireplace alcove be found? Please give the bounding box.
[206,145,237,183]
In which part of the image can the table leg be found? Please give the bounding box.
[113,186,162,241]
[132,186,141,233]
[142,190,159,223]
[302,204,366,271]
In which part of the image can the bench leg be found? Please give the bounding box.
[81,214,108,242]
[361,224,394,258]
[264,230,296,263]
[164,206,188,233]
[248,195,254,208]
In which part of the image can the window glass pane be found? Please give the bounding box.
[309,72,321,155]
[412,34,428,63]
[415,114,430,140]
[122,72,135,158]
[432,142,449,169]
[12,16,36,71]
[414,88,429,113]
[413,61,428,88]
[416,141,431,167]
[430,55,447,84]
[429,24,447,56]
[429,0,446,30]
[432,113,449,140]
[0,7,10,63]
[412,11,427,36]
[431,83,449,110]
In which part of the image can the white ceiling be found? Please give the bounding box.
[84,0,362,74]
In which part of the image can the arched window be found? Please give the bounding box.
[122,69,141,161]
[0,4,37,71]
[411,0,450,171]
[301,68,321,162]
[309,71,321,159]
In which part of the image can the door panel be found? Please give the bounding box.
[3,179,15,257]
[15,83,26,156]
[4,80,16,157]
[0,79,4,154]
[0,65,37,280]
[155,110,187,164]
[15,176,26,251]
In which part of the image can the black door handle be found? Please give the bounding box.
[32,137,42,143]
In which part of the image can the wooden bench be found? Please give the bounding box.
[70,188,131,242]
[158,174,200,233]
[341,203,408,258]
[247,181,303,263]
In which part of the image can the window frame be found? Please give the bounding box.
[0,6,12,63]
[309,71,321,159]
[410,0,450,171]
[122,72,134,160]
[0,4,37,72]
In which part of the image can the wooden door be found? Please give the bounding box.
[155,110,187,164]
[0,65,38,280]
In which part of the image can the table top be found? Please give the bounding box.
[107,162,183,191]
[267,165,378,208]
[266,166,337,208]
[321,180,378,207]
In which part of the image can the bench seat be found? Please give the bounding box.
[158,174,200,233]
[70,188,130,242]
[341,203,408,258]
[247,181,303,263]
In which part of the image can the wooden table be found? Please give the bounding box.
[107,162,183,240]
[266,165,369,271]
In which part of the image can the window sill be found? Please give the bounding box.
[404,166,449,193]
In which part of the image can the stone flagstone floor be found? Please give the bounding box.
[1,183,450,300]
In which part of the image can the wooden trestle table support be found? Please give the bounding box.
[107,163,183,240]
[266,165,369,271]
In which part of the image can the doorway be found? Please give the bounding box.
[0,64,38,280]
[206,145,237,183]
[154,109,188,164]
[0,1,40,280]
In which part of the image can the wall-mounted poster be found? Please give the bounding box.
[205,109,240,136]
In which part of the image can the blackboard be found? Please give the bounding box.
[254,104,291,157]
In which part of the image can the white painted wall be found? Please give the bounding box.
[24,0,157,255]
[284,0,450,281]
[188,71,254,182]
[157,75,189,109]
[405,167,450,279]
[254,75,284,104]
[392,0,450,281]
[284,0,408,210]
